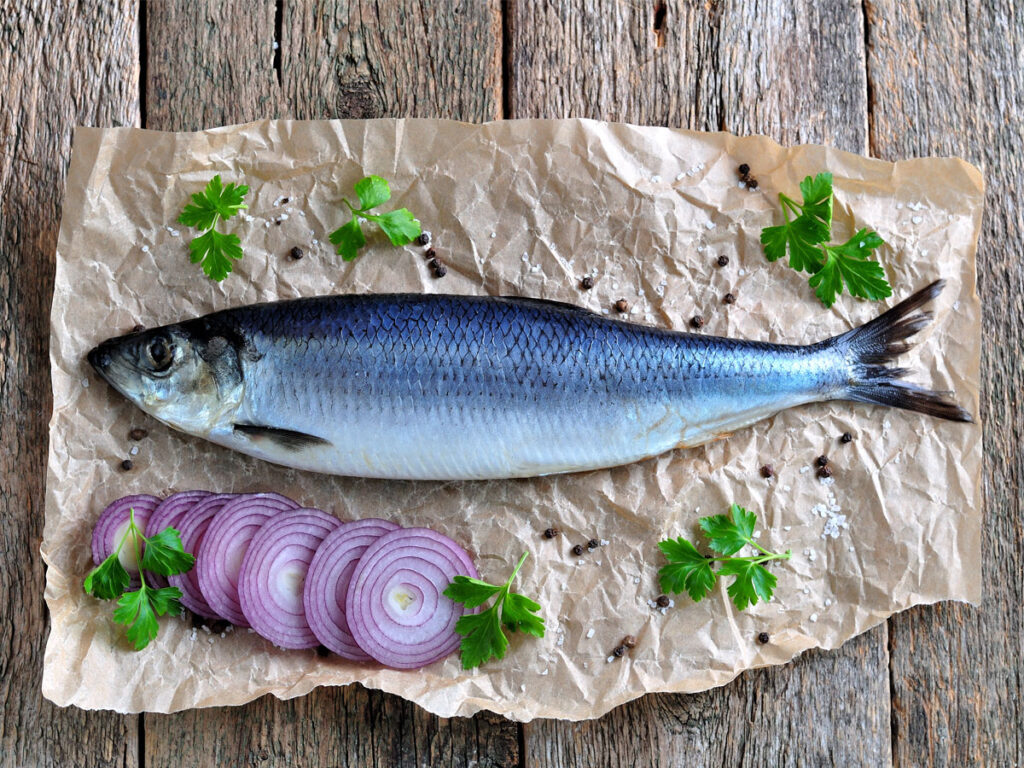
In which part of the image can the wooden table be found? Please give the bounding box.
[2,2,1020,765]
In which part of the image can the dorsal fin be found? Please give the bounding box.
[498,296,598,315]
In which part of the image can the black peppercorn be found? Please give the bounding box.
[841,431,853,444]
[417,231,432,246]
[717,255,729,267]
[120,459,133,471]
[289,246,304,260]
[757,631,770,644]
[818,465,834,479]
[587,538,600,550]
[746,178,759,190]
[129,428,148,441]
[434,264,448,278]
[816,454,829,467]
[738,163,750,177]
[612,645,626,658]
[572,544,585,556]
[622,635,638,648]
[544,527,560,539]
[131,324,145,333]
[580,275,595,290]
[690,315,704,329]
[655,594,670,608]
[274,219,282,226]
[315,644,330,657]
[723,292,736,304]
[280,197,289,205]
[615,299,629,313]
[760,464,774,478]
[424,247,436,259]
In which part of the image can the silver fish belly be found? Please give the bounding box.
[87,284,970,480]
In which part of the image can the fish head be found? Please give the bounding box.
[87,322,244,436]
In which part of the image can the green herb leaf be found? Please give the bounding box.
[657,537,716,602]
[178,175,249,282]
[84,553,131,601]
[760,172,890,306]
[139,527,195,577]
[658,505,790,612]
[113,588,160,651]
[354,175,391,210]
[444,552,544,669]
[331,175,421,262]
[374,209,421,246]
[83,509,195,651]
[329,217,366,261]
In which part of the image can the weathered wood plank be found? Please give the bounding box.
[142,2,514,766]
[0,1,140,767]
[509,1,890,765]
[867,2,1024,765]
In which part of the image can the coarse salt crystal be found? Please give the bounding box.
[577,559,585,566]
[541,669,549,676]
[896,202,904,209]
[600,539,609,546]
[607,656,616,663]
[208,637,215,644]
[586,628,595,639]
[277,213,289,221]
[265,221,271,228]
[738,268,746,276]
[705,221,715,230]
[738,181,746,189]
[912,215,923,224]
[809,613,818,622]
[859,241,866,248]
[800,466,811,474]
[81,378,90,388]
[633,576,641,584]
[130,446,139,456]
[141,245,150,253]
[531,265,541,273]
[754,530,762,539]
[651,174,662,183]
[312,239,319,245]
[848,545,855,552]
[675,172,686,181]
[953,301,960,310]
[824,598,833,607]
[521,684,526,692]
[220,632,226,638]
[490,232,497,238]
[784,525,791,531]
[783,484,792,492]
[557,635,564,646]
[808,551,817,561]
[803,587,810,594]
[272,40,279,50]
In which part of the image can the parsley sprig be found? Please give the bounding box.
[658,505,791,611]
[177,174,250,282]
[443,552,545,669]
[761,172,892,308]
[329,175,421,261]
[83,509,195,650]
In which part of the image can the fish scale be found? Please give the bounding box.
[88,283,972,480]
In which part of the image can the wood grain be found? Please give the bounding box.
[142,2,514,766]
[0,2,140,767]
[508,1,890,765]
[867,1,1024,765]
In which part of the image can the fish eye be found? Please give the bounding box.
[146,336,174,371]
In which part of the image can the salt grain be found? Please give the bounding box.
[675,172,686,181]
[531,265,541,273]
[312,239,319,245]
[208,637,215,644]
[651,174,662,183]
[577,559,585,566]
[633,576,641,584]
[541,669,549,676]
[490,232,497,238]
[81,378,90,388]
[272,40,279,50]
[278,213,289,221]
[738,268,746,276]
[783,484,792,492]
[586,628,595,639]
[809,613,818,622]
[130,446,139,456]
[607,656,616,663]
[705,221,715,230]
[600,539,609,546]
[141,245,150,253]
[824,598,833,607]
[800,466,811,474]
[783,525,791,531]
[803,587,811,594]
[912,215,923,224]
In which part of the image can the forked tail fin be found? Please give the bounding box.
[831,280,973,422]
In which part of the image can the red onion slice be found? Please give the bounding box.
[145,490,213,588]
[238,508,341,649]
[91,494,162,576]
[196,492,301,627]
[303,518,400,660]
[345,528,477,669]
[167,494,237,619]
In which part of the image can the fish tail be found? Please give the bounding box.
[830,279,974,422]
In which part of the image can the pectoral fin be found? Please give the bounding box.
[233,423,331,451]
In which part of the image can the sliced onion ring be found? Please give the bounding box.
[345,527,477,669]
[91,494,162,575]
[239,508,341,649]
[145,490,213,588]
[196,492,300,627]
[303,518,400,660]
[167,494,237,619]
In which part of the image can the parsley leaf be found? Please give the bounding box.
[658,505,790,612]
[330,175,421,261]
[177,174,249,282]
[82,508,195,650]
[760,172,891,307]
[444,552,545,669]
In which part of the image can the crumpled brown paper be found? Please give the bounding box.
[42,119,984,721]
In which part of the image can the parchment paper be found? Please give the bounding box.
[42,119,984,721]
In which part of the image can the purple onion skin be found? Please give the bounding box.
[168,494,238,620]
[144,491,213,588]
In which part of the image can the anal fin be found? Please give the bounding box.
[233,423,331,451]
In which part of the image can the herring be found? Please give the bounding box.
[87,281,971,480]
